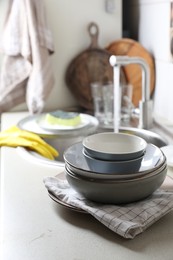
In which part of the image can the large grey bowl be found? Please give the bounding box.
[65,165,167,204]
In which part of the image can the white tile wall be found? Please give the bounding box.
[126,0,173,124]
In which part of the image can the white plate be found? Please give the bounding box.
[17,113,99,137]
[37,113,90,131]
[161,145,173,167]
[83,132,147,161]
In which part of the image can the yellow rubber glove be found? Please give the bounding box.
[0,126,59,160]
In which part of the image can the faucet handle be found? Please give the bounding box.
[139,99,153,129]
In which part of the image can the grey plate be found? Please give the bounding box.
[66,163,167,182]
[63,142,165,177]
[47,172,86,213]
[48,191,86,213]
[66,159,166,181]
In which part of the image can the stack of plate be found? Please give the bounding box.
[64,132,167,204]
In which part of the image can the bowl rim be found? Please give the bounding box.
[65,154,167,180]
[65,163,167,184]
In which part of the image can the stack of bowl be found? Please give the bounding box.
[63,132,167,204]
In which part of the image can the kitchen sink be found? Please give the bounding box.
[17,125,168,167]
[46,126,168,159]
[118,126,167,148]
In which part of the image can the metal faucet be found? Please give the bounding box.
[109,55,153,130]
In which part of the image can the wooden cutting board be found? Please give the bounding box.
[106,38,155,107]
[65,22,126,110]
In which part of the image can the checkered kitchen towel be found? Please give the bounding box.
[44,173,173,239]
[0,0,54,113]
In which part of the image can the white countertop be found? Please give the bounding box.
[1,112,173,260]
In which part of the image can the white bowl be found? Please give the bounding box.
[83,132,147,161]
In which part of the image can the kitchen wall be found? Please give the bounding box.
[123,0,173,125]
[0,0,122,112]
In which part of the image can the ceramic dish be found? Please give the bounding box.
[65,156,166,181]
[66,163,167,183]
[65,164,167,204]
[17,113,99,137]
[37,113,89,131]
[63,142,165,176]
[82,132,147,161]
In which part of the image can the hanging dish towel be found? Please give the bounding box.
[44,172,173,239]
[0,0,54,113]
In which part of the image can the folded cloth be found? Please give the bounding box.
[0,0,54,113]
[43,172,173,239]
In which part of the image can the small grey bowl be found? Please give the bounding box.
[83,149,144,174]
[65,165,167,204]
